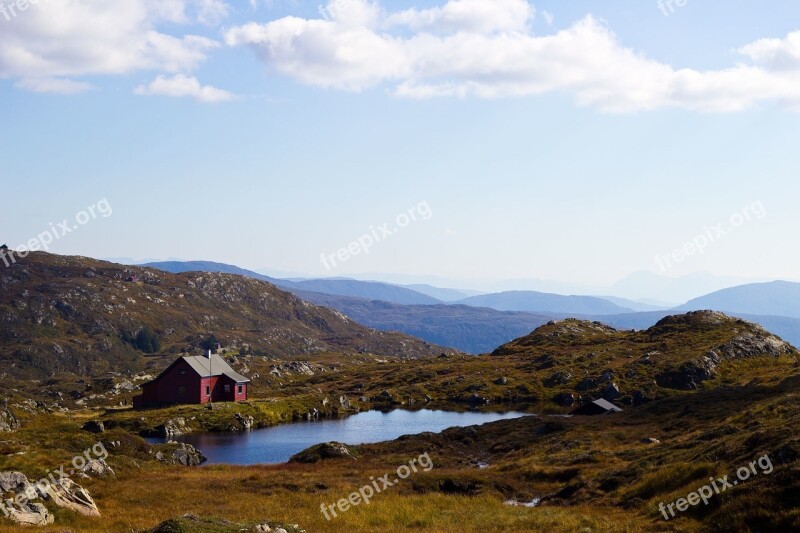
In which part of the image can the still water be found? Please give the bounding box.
[146,409,527,464]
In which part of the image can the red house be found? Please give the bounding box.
[134,352,250,409]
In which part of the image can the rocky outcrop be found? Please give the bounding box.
[145,417,189,438]
[656,356,718,390]
[0,471,98,525]
[289,442,359,464]
[153,443,207,466]
[81,458,115,478]
[41,478,101,517]
[0,400,20,432]
[233,413,255,431]
[602,382,621,400]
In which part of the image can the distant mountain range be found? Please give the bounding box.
[141,260,800,354]
[452,291,635,315]
[677,281,800,318]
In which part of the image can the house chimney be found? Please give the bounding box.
[207,349,212,358]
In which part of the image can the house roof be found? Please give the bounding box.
[182,354,251,383]
[589,398,623,412]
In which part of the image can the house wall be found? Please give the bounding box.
[141,359,202,406]
[139,357,249,408]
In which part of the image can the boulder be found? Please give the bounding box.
[82,419,105,434]
[0,401,20,432]
[554,393,576,407]
[41,478,100,517]
[81,458,115,477]
[576,377,597,392]
[493,376,508,386]
[338,395,350,409]
[289,442,359,464]
[233,413,255,431]
[0,471,31,492]
[4,502,54,526]
[544,372,572,387]
[154,443,207,466]
[602,382,621,400]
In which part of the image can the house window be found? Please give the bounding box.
[224,384,230,393]
[206,385,210,396]
[178,386,186,397]
[179,369,187,375]
[238,385,243,394]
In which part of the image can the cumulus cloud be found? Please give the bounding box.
[225,0,800,112]
[134,74,235,102]
[1,0,226,91]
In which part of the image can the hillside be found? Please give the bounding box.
[678,280,800,318]
[491,311,798,401]
[0,253,453,379]
[455,290,634,315]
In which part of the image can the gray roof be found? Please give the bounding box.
[591,399,623,412]
[182,354,250,383]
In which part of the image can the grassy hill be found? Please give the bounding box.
[0,253,454,379]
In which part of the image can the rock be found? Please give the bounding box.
[554,393,576,407]
[467,394,490,407]
[154,443,207,466]
[576,377,597,392]
[631,390,651,406]
[656,357,718,390]
[82,419,105,433]
[0,400,20,432]
[602,382,621,400]
[322,397,330,407]
[148,417,188,438]
[0,471,31,492]
[544,372,572,387]
[41,478,101,517]
[599,371,614,384]
[494,376,508,385]
[234,413,255,431]
[5,502,54,526]
[374,390,394,403]
[290,442,359,463]
[641,437,661,445]
[338,395,350,408]
[81,458,115,477]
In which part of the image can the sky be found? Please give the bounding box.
[2,0,800,288]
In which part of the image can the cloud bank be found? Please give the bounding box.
[225,0,800,112]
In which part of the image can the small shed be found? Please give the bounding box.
[570,398,623,416]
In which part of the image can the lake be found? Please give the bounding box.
[146,409,528,465]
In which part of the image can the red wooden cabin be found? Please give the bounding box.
[134,352,250,409]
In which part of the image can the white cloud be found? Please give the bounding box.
[1,0,225,91]
[386,0,534,34]
[14,77,94,94]
[225,0,800,112]
[134,74,235,102]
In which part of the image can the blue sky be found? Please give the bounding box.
[2,0,799,287]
